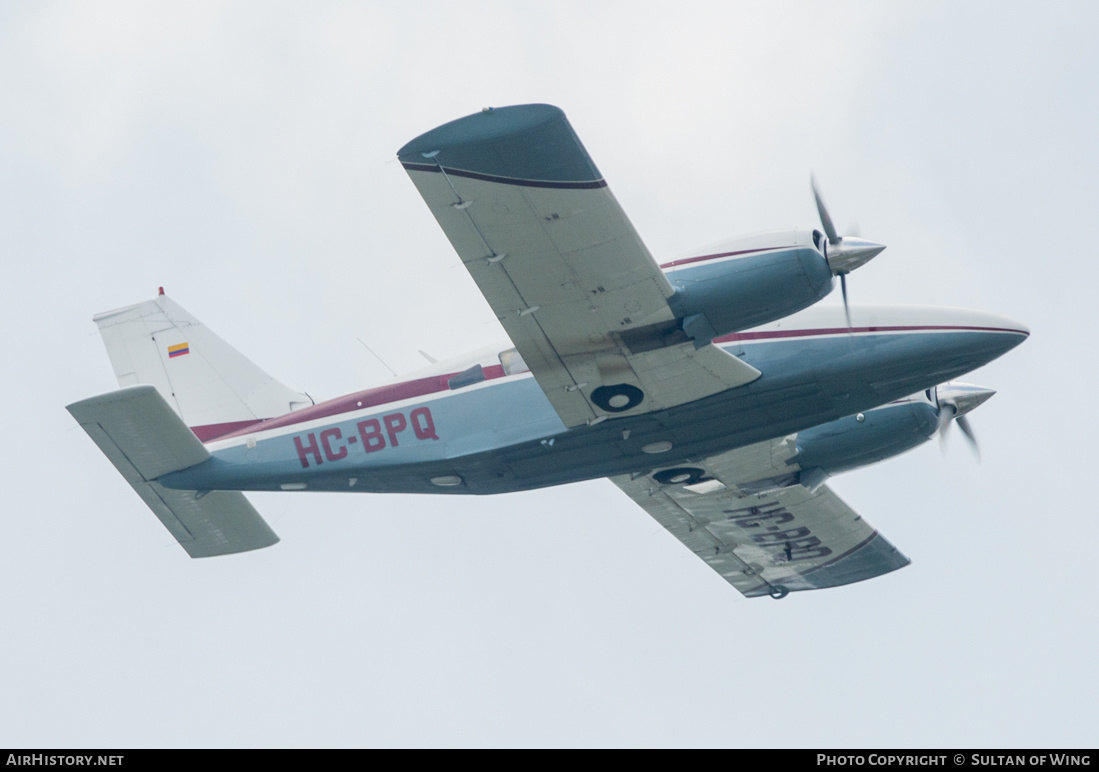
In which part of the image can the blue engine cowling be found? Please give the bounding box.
[665,229,834,341]
[733,397,940,496]
[793,399,940,479]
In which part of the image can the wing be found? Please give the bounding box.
[611,439,910,597]
[399,104,760,427]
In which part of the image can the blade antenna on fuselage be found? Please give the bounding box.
[357,337,398,378]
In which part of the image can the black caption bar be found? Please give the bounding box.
[2,750,1093,759]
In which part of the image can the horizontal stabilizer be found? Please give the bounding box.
[67,385,279,558]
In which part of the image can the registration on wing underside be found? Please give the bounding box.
[398,105,759,428]
[611,441,910,598]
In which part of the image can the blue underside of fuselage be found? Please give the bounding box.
[159,329,1026,495]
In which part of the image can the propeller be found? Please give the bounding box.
[935,382,996,458]
[811,175,887,329]
[839,273,851,329]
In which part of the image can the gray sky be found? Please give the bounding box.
[2,1,1096,747]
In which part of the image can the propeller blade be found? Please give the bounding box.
[811,174,840,245]
[840,272,851,329]
[955,414,981,459]
[937,403,955,452]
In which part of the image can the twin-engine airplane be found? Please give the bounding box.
[68,104,1028,598]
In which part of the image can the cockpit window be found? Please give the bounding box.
[812,229,823,250]
[499,348,529,376]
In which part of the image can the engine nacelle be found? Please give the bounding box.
[664,229,833,343]
[734,396,940,495]
[792,399,939,480]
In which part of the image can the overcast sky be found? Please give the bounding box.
[2,1,1096,747]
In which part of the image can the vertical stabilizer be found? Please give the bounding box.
[93,294,311,440]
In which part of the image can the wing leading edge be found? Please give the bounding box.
[399,104,759,427]
[611,441,910,597]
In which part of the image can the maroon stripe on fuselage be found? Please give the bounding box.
[659,245,791,270]
[192,364,508,442]
[191,420,266,442]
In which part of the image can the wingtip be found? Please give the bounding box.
[397,104,601,184]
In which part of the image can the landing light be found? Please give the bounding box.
[431,475,463,487]
[641,441,673,454]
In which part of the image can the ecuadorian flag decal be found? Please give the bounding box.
[167,342,190,359]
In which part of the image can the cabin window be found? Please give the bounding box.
[499,348,529,376]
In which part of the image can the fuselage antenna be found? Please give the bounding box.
[357,337,398,378]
